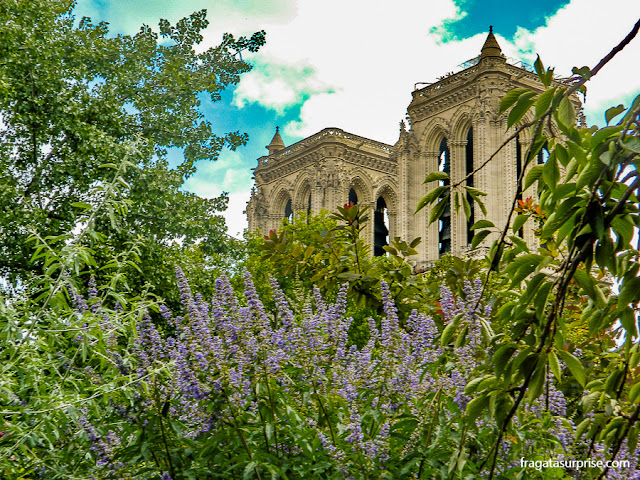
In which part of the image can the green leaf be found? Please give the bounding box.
[581,391,601,413]
[565,157,579,181]
[576,159,604,191]
[429,197,450,225]
[494,392,514,428]
[630,382,640,403]
[524,165,544,190]
[540,212,562,239]
[465,374,493,395]
[416,186,448,213]
[493,344,518,377]
[424,171,451,183]
[572,66,591,81]
[512,214,528,234]
[574,268,597,298]
[549,351,562,381]
[509,235,529,253]
[605,369,625,395]
[71,202,92,210]
[534,281,553,318]
[470,219,495,230]
[462,193,471,220]
[520,273,546,305]
[542,153,560,188]
[244,461,258,479]
[471,229,491,250]
[535,88,555,118]
[555,143,569,167]
[534,55,545,77]
[499,88,532,114]
[575,418,591,439]
[465,186,488,216]
[507,95,536,130]
[622,136,640,153]
[528,357,547,401]
[557,350,586,387]
[557,96,576,129]
[619,277,640,307]
[466,395,490,421]
[605,104,625,125]
[441,314,463,346]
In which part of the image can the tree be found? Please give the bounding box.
[0,0,265,289]
[418,18,640,479]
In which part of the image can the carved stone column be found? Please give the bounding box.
[419,151,440,261]
[450,139,467,255]
[387,208,398,243]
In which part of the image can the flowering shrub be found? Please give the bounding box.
[77,269,490,478]
[6,264,638,479]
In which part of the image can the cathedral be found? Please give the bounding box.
[245,29,577,269]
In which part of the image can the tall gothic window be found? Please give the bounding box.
[348,188,358,205]
[465,127,474,245]
[537,143,549,164]
[515,134,524,238]
[284,198,293,222]
[516,134,522,201]
[439,138,451,256]
[306,193,312,224]
[374,197,389,257]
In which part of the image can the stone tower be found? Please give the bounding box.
[246,29,577,269]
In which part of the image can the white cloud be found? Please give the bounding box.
[223,0,640,141]
[232,59,332,114]
[74,0,640,136]
[182,150,253,237]
[228,0,477,143]
[75,0,640,215]
[225,191,252,238]
[183,150,252,197]
[74,0,296,36]
[510,0,640,125]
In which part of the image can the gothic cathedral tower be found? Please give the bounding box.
[246,29,578,269]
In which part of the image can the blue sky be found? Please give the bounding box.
[73,0,640,237]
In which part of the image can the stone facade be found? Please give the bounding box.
[246,29,580,268]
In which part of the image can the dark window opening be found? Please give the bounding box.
[438,138,451,256]
[466,127,475,245]
[516,135,524,238]
[306,193,312,224]
[348,188,358,205]
[284,198,293,222]
[374,197,389,257]
[537,143,549,165]
[516,134,523,201]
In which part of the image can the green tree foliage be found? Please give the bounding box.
[257,205,426,329]
[0,0,265,295]
[418,19,640,479]
[3,3,640,478]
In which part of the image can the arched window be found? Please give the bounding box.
[537,143,549,164]
[306,194,312,224]
[515,134,523,202]
[374,197,389,257]
[465,127,474,245]
[348,188,358,205]
[515,134,524,238]
[438,138,451,256]
[284,198,293,222]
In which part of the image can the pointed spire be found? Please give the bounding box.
[266,126,285,155]
[480,26,503,59]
